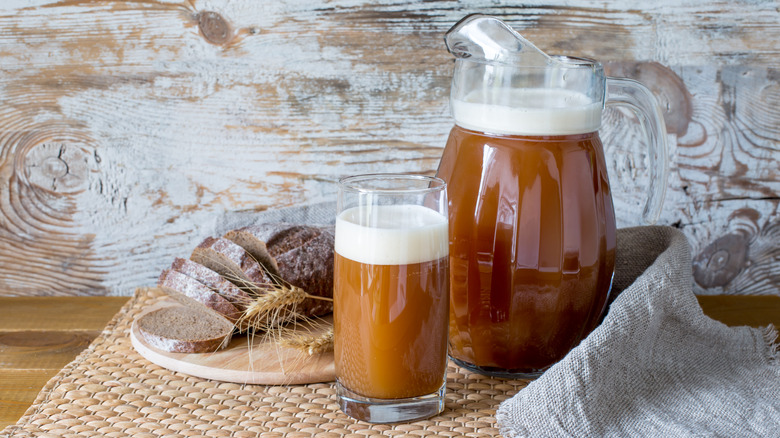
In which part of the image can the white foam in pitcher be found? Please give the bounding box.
[452,88,602,136]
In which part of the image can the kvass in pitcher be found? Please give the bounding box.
[436,15,668,378]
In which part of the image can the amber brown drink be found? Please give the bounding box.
[334,182,449,423]
[334,253,449,399]
[437,125,616,375]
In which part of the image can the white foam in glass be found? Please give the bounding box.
[335,204,449,266]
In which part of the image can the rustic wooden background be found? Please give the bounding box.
[0,0,777,297]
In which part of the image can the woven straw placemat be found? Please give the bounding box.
[3,288,527,437]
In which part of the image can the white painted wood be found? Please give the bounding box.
[0,0,777,296]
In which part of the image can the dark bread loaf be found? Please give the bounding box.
[189,237,275,294]
[150,223,334,350]
[225,224,334,317]
[158,269,242,323]
[170,257,253,311]
[265,225,323,255]
[137,304,233,353]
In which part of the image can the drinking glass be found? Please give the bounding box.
[334,174,449,423]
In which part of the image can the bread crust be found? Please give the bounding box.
[190,237,274,293]
[158,269,242,323]
[171,257,253,310]
[223,229,280,278]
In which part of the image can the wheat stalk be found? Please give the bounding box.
[239,285,306,330]
[279,326,334,355]
[236,279,332,333]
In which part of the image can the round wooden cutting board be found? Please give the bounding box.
[130,302,335,385]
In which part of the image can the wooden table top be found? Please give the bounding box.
[1,294,779,430]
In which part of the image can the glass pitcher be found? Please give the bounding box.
[436,15,668,378]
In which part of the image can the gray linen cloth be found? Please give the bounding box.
[497,226,779,438]
[210,202,338,234]
[212,203,779,436]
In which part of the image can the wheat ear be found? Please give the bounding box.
[237,284,332,333]
[279,327,334,355]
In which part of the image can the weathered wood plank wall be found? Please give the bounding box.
[0,0,777,296]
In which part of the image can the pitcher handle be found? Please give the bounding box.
[605,77,669,224]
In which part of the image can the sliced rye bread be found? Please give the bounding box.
[170,257,253,311]
[190,237,275,295]
[222,228,280,279]
[158,269,242,324]
[137,303,233,353]
[224,224,334,317]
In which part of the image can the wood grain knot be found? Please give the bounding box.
[41,156,68,179]
[24,141,93,194]
[693,233,749,288]
[198,11,232,45]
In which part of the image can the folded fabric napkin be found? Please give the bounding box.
[210,201,338,234]
[497,226,779,437]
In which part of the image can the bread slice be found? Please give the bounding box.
[222,229,280,279]
[224,224,334,317]
[137,304,233,353]
[190,237,275,295]
[158,269,242,323]
[170,257,253,311]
